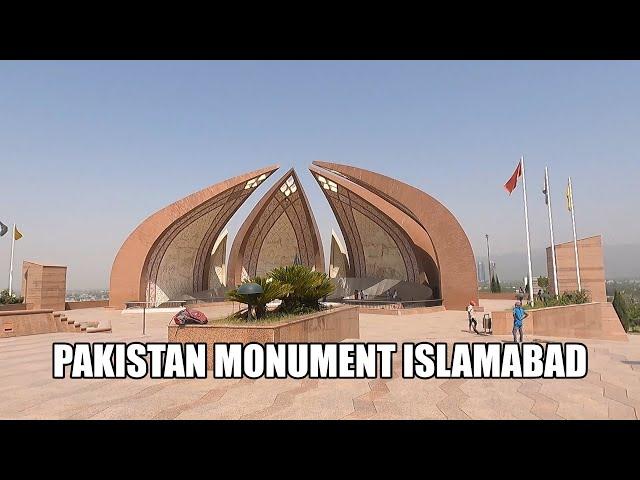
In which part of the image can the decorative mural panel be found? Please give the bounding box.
[153,209,220,305]
[144,187,243,304]
[351,209,407,280]
[320,183,420,282]
[244,186,313,277]
[140,169,275,305]
[255,212,298,277]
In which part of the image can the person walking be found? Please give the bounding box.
[512,300,528,343]
[467,300,479,334]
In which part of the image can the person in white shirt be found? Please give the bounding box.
[467,300,479,334]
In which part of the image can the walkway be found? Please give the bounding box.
[1,301,638,419]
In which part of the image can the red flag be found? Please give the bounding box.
[504,161,522,195]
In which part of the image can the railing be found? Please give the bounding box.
[124,300,187,309]
[341,299,442,309]
[183,297,228,305]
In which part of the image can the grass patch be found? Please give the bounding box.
[208,307,334,325]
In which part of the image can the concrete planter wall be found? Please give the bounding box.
[491,302,626,341]
[65,300,109,310]
[168,305,359,369]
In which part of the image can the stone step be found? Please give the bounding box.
[54,312,71,333]
[86,326,112,333]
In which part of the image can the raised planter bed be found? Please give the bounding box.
[168,305,359,369]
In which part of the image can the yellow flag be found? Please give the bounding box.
[566,181,573,212]
[14,226,23,241]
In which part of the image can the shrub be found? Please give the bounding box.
[527,290,591,310]
[226,276,291,319]
[269,265,335,313]
[225,265,335,320]
[0,289,23,305]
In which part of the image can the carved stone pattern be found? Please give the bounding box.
[192,195,245,292]
[327,190,364,277]
[144,184,250,303]
[245,196,286,276]
[152,209,219,305]
[282,194,314,266]
[323,187,419,282]
[254,212,298,277]
[348,192,420,282]
[242,189,316,278]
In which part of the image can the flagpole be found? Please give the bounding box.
[521,156,534,306]
[569,176,582,291]
[545,167,559,298]
[485,234,492,283]
[8,224,16,296]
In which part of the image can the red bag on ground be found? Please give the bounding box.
[173,307,208,325]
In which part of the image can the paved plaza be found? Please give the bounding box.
[1,300,639,420]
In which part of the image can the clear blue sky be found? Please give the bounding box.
[1,61,639,289]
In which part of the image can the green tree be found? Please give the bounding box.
[629,302,640,331]
[612,290,630,332]
[490,274,502,293]
[537,276,549,290]
[0,289,23,305]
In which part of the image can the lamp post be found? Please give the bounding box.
[237,282,263,321]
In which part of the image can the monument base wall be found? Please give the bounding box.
[491,302,627,341]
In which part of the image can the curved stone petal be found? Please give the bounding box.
[311,161,477,310]
[227,168,324,287]
[109,165,279,308]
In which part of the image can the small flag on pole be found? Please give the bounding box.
[0,221,7,237]
[566,180,574,212]
[14,226,23,241]
[504,160,522,195]
[542,173,549,205]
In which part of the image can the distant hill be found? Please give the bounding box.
[478,243,640,282]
